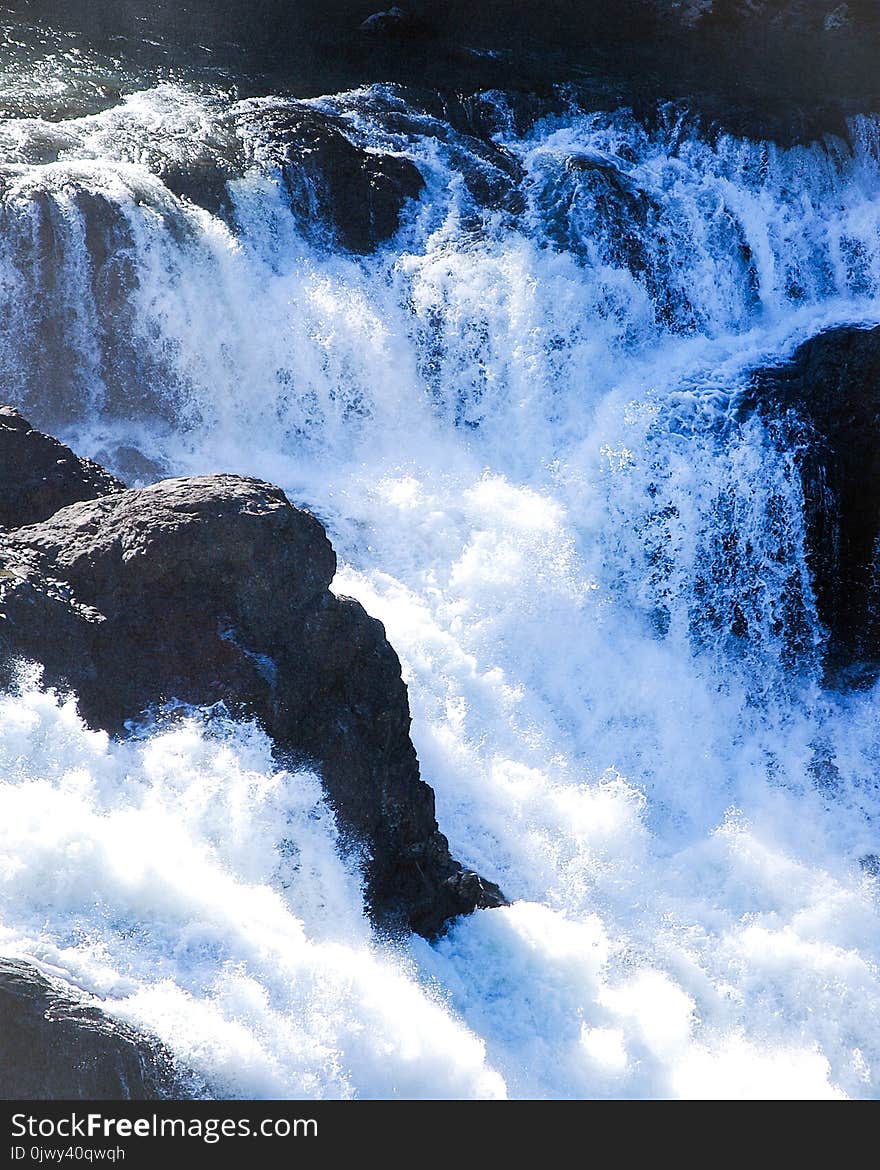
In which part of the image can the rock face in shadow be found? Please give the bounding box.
[0,958,184,1099]
[0,428,504,935]
[739,324,880,685]
[0,407,124,529]
[153,101,427,251]
[235,104,425,253]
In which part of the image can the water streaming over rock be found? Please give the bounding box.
[2,15,880,1099]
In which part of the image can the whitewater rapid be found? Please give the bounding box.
[2,68,880,1098]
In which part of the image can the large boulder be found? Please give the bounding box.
[0,957,184,1099]
[738,324,880,685]
[0,463,503,935]
[0,407,124,529]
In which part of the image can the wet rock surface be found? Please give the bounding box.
[234,103,425,253]
[740,324,880,685]
[0,957,185,1100]
[0,424,504,935]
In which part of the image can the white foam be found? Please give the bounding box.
[0,689,504,1099]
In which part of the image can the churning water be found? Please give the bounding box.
[2,23,880,1098]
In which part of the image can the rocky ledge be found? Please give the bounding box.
[739,324,880,686]
[0,410,504,937]
[0,958,185,1100]
[0,406,123,528]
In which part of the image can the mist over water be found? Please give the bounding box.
[2,25,880,1098]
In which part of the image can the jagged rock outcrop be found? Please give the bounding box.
[0,406,123,528]
[0,425,504,934]
[156,101,427,251]
[738,324,880,685]
[236,104,425,254]
[0,958,184,1099]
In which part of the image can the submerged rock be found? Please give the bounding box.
[739,324,880,685]
[0,437,504,935]
[0,958,184,1099]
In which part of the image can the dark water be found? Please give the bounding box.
[10,1,880,137]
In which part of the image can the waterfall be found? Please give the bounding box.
[2,49,880,1098]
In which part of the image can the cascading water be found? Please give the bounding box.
[2,18,880,1099]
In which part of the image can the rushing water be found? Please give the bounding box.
[2,19,880,1099]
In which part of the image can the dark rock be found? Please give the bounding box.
[0,957,186,1099]
[94,444,169,487]
[0,472,504,935]
[159,158,238,221]
[738,325,880,684]
[0,406,124,529]
[359,7,429,39]
[238,104,424,254]
[324,88,527,217]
